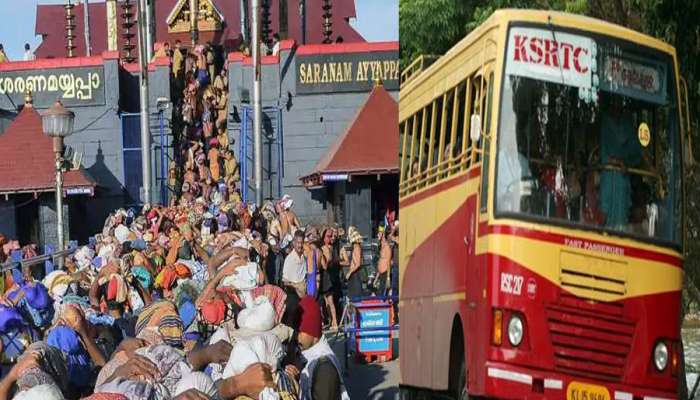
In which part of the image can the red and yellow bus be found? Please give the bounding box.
[398,9,693,400]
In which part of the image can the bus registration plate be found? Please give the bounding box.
[566,381,610,400]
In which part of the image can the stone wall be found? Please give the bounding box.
[37,194,68,249]
[227,44,399,225]
[0,56,174,243]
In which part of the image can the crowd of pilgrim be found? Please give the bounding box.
[0,39,399,400]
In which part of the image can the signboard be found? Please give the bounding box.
[357,306,391,353]
[506,27,594,89]
[600,52,667,105]
[322,173,348,182]
[296,51,400,94]
[0,66,105,108]
[65,187,94,196]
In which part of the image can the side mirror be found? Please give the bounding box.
[680,77,695,168]
[470,114,482,142]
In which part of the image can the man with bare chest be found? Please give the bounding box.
[374,227,392,296]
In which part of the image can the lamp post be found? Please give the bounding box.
[41,101,75,252]
[252,0,263,206]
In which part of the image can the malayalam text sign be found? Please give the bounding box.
[357,308,391,353]
[0,66,105,108]
[600,53,667,105]
[296,51,399,94]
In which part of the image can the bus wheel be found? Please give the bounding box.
[457,359,469,400]
[399,385,416,400]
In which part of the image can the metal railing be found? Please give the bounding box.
[0,242,81,279]
[400,55,439,88]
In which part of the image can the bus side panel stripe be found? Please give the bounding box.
[399,166,481,208]
[485,224,682,267]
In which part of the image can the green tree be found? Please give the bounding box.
[399,0,471,67]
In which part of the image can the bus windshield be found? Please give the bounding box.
[495,26,682,245]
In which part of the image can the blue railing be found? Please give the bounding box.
[0,240,85,281]
[238,106,284,203]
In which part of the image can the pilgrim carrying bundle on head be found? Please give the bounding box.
[43,270,71,299]
[348,226,363,244]
[237,296,276,332]
[219,261,259,293]
[222,332,285,377]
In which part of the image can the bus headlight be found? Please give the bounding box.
[654,342,668,371]
[507,315,523,347]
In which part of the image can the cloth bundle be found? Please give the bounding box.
[9,283,54,328]
[222,333,284,377]
[130,266,152,290]
[237,296,276,332]
[13,383,64,400]
[173,371,217,397]
[156,263,192,291]
[97,345,209,400]
[106,274,128,304]
[219,261,259,292]
[135,300,184,347]
[16,341,70,394]
[43,270,72,299]
[74,246,95,270]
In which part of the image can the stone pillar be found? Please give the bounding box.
[39,194,69,249]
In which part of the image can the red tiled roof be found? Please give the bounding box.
[300,85,398,186]
[35,0,365,59]
[0,105,96,194]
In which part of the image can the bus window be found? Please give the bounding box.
[462,78,473,171]
[479,73,492,213]
[440,89,455,179]
[404,117,414,181]
[495,40,681,244]
[436,91,454,178]
[418,104,430,181]
[399,120,408,184]
[484,72,494,139]
[409,110,422,182]
[446,86,461,175]
[429,96,444,184]
[419,103,434,189]
[470,76,483,164]
[454,81,467,168]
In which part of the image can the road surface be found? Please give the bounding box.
[327,332,400,400]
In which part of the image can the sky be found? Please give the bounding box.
[1,0,398,60]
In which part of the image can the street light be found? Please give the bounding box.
[41,100,75,251]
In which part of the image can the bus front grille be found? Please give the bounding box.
[547,299,634,381]
[559,251,627,302]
